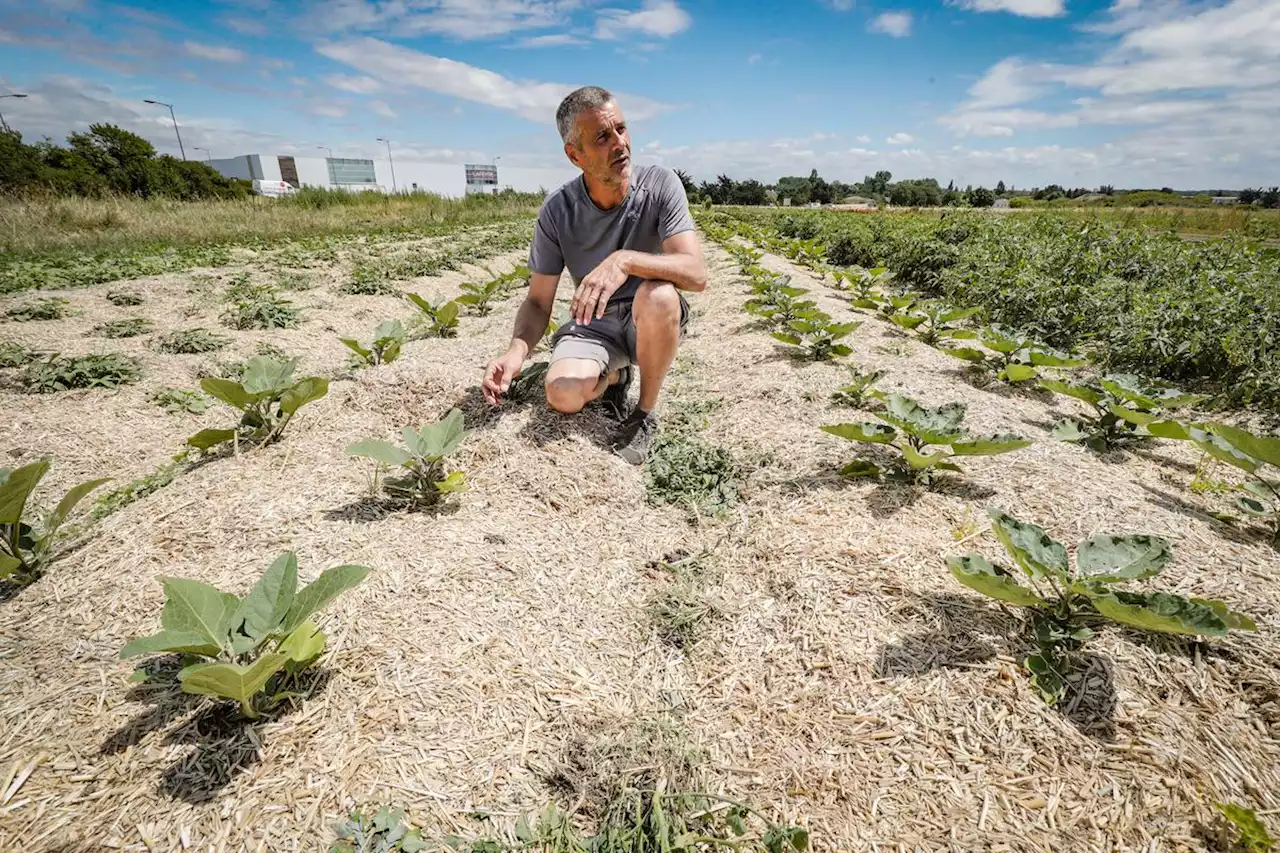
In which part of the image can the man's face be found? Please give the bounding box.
[566,102,631,186]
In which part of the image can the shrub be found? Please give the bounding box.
[156,327,232,354]
[23,353,142,392]
[346,408,468,507]
[7,297,70,322]
[949,509,1254,704]
[120,552,371,718]
[188,356,328,451]
[1,458,109,586]
[89,317,152,338]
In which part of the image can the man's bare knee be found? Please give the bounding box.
[634,280,681,327]
[545,376,591,413]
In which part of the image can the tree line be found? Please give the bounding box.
[0,124,249,199]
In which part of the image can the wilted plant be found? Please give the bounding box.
[120,552,370,719]
[23,353,142,392]
[188,356,328,451]
[944,324,1087,383]
[156,327,231,354]
[949,509,1255,705]
[888,302,982,346]
[6,297,70,322]
[1042,373,1207,451]
[772,313,860,361]
[404,293,460,338]
[331,805,428,853]
[150,387,212,415]
[346,408,468,507]
[90,317,152,339]
[830,364,887,408]
[1,458,109,587]
[822,392,1030,484]
[106,290,144,307]
[341,319,406,368]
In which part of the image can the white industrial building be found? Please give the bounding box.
[207,153,577,197]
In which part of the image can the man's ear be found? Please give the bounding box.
[563,141,583,170]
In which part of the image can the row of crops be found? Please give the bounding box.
[717,208,1280,416]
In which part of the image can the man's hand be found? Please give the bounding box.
[481,346,527,406]
[571,251,630,325]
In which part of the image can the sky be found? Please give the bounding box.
[0,0,1277,190]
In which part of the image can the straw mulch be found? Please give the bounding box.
[0,231,1277,852]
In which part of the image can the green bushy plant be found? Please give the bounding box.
[949,509,1255,705]
[222,283,299,330]
[888,302,982,345]
[347,408,468,507]
[404,293,460,338]
[6,297,70,321]
[822,392,1029,484]
[341,319,406,368]
[0,341,33,368]
[943,324,1087,383]
[156,327,232,354]
[89,317,152,339]
[1042,373,1207,451]
[331,805,428,853]
[188,356,328,451]
[772,313,860,361]
[23,353,142,392]
[1,458,109,586]
[121,552,370,718]
[150,387,212,415]
[831,365,887,408]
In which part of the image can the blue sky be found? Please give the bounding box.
[1,0,1277,189]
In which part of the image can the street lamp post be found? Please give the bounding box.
[143,99,186,160]
[317,146,333,158]
[376,137,397,193]
[0,92,28,133]
[193,146,212,164]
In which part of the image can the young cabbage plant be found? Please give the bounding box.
[1,459,109,587]
[341,319,406,368]
[949,509,1255,705]
[830,365,887,408]
[120,552,370,719]
[189,356,329,452]
[943,324,1087,383]
[889,301,982,345]
[822,393,1030,485]
[772,314,861,361]
[1041,373,1208,452]
[1171,423,1280,541]
[404,293,460,339]
[346,408,468,507]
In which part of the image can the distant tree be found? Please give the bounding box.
[808,168,834,204]
[776,174,811,205]
[1098,185,1115,195]
[967,186,995,207]
[1261,187,1280,209]
[673,168,696,198]
[1239,188,1261,205]
[1160,187,1175,195]
[995,180,1006,195]
[731,178,768,205]
[859,170,893,197]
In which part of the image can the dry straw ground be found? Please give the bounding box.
[0,224,1277,852]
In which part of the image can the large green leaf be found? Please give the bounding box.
[828,321,862,339]
[980,325,1027,354]
[241,356,296,396]
[437,300,460,325]
[939,306,982,324]
[948,554,1045,607]
[187,428,238,450]
[339,338,370,359]
[1109,403,1156,425]
[1190,426,1260,473]
[280,563,371,635]
[998,363,1039,383]
[1192,598,1257,632]
[1027,347,1088,368]
[158,577,239,647]
[820,422,897,444]
[941,346,988,364]
[1089,590,1228,637]
[409,408,467,460]
[988,510,1070,583]
[199,377,258,410]
[241,552,299,640]
[839,460,882,477]
[1075,534,1171,583]
[179,654,291,703]
[434,470,468,493]
[0,458,50,525]
[48,477,111,530]
[876,394,966,445]
[0,554,20,579]
[1050,419,1088,442]
[277,619,326,668]
[902,443,953,471]
[949,433,1032,456]
[771,332,802,346]
[120,629,222,660]
[279,377,329,415]
[1210,423,1280,468]
[373,319,405,342]
[1147,420,1191,440]
[1040,379,1103,406]
[890,314,926,331]
[347,438,413,468]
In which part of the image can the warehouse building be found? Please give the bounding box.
[207,153,576,197]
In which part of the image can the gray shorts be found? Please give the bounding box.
[549,294,690,374]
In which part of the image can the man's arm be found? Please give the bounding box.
[617,230,708,293]
[481,272,559,405]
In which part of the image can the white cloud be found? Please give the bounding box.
[952,0,1065,17]
[299,0,580,40]
[184,40,247,62]
[514,33,588,47]
[370,99,397,118]
[595,0,692,39]
[316,37,675,123]
[868,11,913,36]
[886,131,915,144]
[310,103,348,118]
[747,52,763,64]
[324,74,383,94]
[855,134,871,143]
[822,0,856,9]
[222,16,269,37]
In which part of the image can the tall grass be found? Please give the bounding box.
[0,190,544,256]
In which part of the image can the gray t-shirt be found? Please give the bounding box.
[528,163,696,303]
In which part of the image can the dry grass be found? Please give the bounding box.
[0,229,1277,851]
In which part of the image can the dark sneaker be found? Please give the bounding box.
[601,365,633,420]
[613,408,659,465]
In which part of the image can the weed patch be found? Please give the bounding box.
[156,327,231,354]
[150,387,211,415]
[89,317,152,338]
[6,297,70,321]
[23,353,141,392]
[105,290,144,306]
[645,399,741,515]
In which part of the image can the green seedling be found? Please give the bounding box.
[1163,422,1280,541]
[150,387,212,415]
[120,552,370,719]
[1215,803,1275,853]
[1,458,109,587]
[455,276,506,316]
[341,319,406,368]
[772,313,861,361]
[944,324,1087,383]
[347,408,468,507]
[404,293,460,338]
[507,360,550,402]
[90,317,152,339]
[331,805,428,853]
[188,356,328,451]
[830,365,887,408]
[156,327,232,354]
[949,509,1255,705]
[889,302,982,345]
[1042,373,1208,451]
[822,392,1029,484]
[0,341,33,368]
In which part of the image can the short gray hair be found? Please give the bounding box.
[556,86,614,145]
